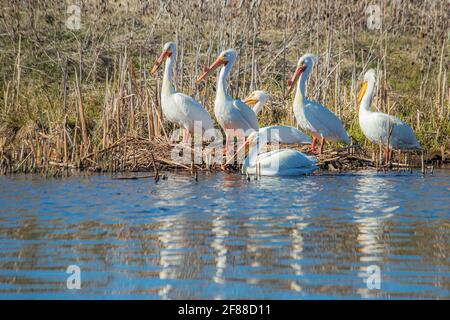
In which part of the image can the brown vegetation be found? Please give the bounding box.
[0,0,449,174]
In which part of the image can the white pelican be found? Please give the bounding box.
[151,42,215,142]
[241,90,312,145]
[288,54,349,154]
[196,49,259,150]
[242,90,270,115]
[222,90,314,175]
[255,125,312,145]
[223,125,313,172]
[224,122,316,175]
[239,131,318,176]
[357,69,421,153]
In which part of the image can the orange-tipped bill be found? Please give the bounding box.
[196,56,227,83]
[243,95,257,106]
[287,65,304,95]
[357,81,368,108]
[151,50,170,75]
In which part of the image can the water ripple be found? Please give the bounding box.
[0,171,449,299]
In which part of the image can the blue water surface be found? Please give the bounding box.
[0,170,449,299]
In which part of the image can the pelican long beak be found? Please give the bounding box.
[287,65,305,95]
[196,56,227,83]
[150,49,171,75]
[357,81,368,108]
[243,95,258,106]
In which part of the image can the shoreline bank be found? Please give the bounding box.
[1,135,448,176]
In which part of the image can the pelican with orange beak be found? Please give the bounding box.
[357,69,420,156]
[242,90,270,115]
[222,89,314,174]
[151,42,215,143]
[196,49,259,152]
[224,127,317,176]
[287,54,349,154]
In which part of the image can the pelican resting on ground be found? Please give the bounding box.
[241,90,311,145]
[235,130,318,176]
[242,90,270,115]
[255,125,312,145]
[224,91,315,175]
[288,54,349,154]
[357,69,421,155]
[151,42,215,143]
[196,49,259,151]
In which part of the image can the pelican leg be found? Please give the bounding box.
[320,137,325,154]
[241,136,247,157]
[311,137,317,153]
[224,133,230,156]
[183,128,190,143]
[383,146,393,163]
[221,133,231,171]
[384,145,390,163]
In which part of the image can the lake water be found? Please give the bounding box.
[0,170,449,299]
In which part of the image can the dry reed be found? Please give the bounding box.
[0,0,448,174]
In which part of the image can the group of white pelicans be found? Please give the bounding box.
[150,42,421,176]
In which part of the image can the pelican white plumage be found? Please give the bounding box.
[256,125,312,145]
[244,149,319,176]
[241,90,311,144]
[240,130,318,176]
[151,42,215,142]
[242,90,270,115]
[357,69,421,151]
[288,54,349,154]
[224,118,316,176]
[196,49,259,150]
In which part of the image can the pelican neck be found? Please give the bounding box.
[294,67,311,109]
[162,55,175,96]
[216,61,234,102]
[243,134,268,171]
[359,78,376,114]
[253,101,263,114]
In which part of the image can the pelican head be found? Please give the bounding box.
[151,42,176,75]
[287,53,317,94]
[243,90,270,106]
[364,69,376,82]
[357,69,376,106]
[196,48,237,83]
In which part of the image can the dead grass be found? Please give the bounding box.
[0,0,448,174]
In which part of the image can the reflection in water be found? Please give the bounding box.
[354,174,393,261]
[156,214,181,299]
[0,171,449,299]
[211,214,229,286]
[353,174,394,298]
[288,216,307,293]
